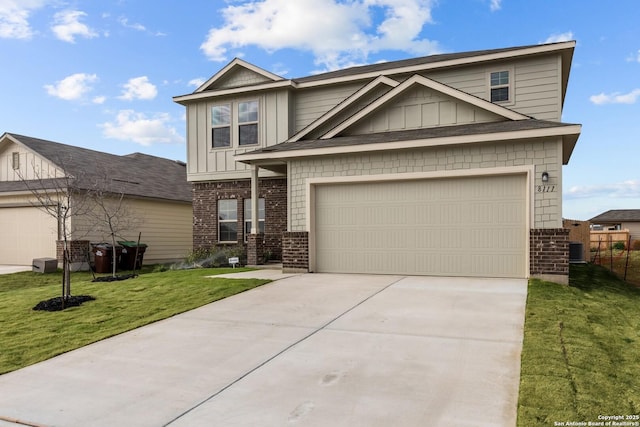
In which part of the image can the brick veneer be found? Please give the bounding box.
[530,228,569,284]
[247,233,265,265]
[192,178,287,259]
[56,240,90,270]
[282,231,309,272]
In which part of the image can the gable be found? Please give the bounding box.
[0,135,63,183]
[345,85,505,136]
[196,58,284,93]
[315,74,527,139]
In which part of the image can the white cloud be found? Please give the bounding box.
[0,0,46,39]
[565,180,640,200]
[44,73,98,100]
[118,17,146,31]
[100,110,184,146]
[489,0,501,11]
[118,76,158,101]
[626,49,640,63]
[543,31,574,44]
[188,77,206,88]
[589,89,640,105]
[200,0,439,71]
[51,10,98,43]
[92,95,106,104]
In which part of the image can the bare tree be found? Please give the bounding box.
[17,162,94,307]
[85,173,140,277]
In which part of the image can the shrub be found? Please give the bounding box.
[184,245,247,268]
[612,241,626,250]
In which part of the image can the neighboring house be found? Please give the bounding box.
[0,133,193,266]
[174,41,582,282]
[590,209,640,243]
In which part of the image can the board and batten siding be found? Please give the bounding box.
[293,82,365,132]
[212,67,274,90]
[73,198,193,264]
[346,85,503,135]
[186,90,291,181]
[289,139,563,231]
[0,141,64,182]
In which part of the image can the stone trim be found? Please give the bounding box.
[282,231,309,273]
[530,228,569,284]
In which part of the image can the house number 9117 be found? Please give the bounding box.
[536,185,556,193]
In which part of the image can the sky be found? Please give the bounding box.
[1,0,639,221]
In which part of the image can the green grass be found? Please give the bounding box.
[592,249,640,286]
[517,263,640,425]
[0,267,268,375]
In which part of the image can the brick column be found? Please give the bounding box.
[56,240,91,271]
[530,229,569,284]
[247,233,265,266]
[282,232,309,273]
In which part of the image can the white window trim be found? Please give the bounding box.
[218,199,238,243]
[487,67,514,106]
[208,98,261,150]
[211,103,232,149]
[238,100,259,146]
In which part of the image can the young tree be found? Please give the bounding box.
[18,163,94,307]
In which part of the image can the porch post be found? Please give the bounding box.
[250,164,259,234]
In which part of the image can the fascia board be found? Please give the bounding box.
[295,41,577,89]
[173,80,294,104]
[287,76,400,142]
[236,124,582,163]
[194,58,284,94]
[320,74,528,139]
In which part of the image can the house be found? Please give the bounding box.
[589,209,640,246]
[173,41,581,283]
[0,133,193,266]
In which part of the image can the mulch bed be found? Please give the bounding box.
[92,274,137,282]
[33,295,96,312]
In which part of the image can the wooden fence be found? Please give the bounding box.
[590,230,630,249]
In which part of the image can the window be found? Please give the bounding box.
[211,104,231,148]
[238,100,258,146]
[244,198,265,241]
[218,199,237,242]
[11,152,19,170]
[490,70,510,103]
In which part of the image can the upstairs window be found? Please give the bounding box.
[244,198,265,241]
[490,70,510,103]
[238,100,258,146]
[218,199,237,242]
[12,152,19,170]
[211,104,231,148]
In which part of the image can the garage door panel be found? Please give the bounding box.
[0,207,57,265]
[314,175,527,278]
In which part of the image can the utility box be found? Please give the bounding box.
[32,257,57,274]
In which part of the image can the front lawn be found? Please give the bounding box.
[518,263,640,425]
[0,267,268,375]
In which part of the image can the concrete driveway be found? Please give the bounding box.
[0,273,527,427]
[0,265,32,275]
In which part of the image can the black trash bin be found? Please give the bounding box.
[117,241,148,270]
[92,243,123,274]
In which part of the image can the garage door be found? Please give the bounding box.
[314,174,527,278]
[0,206,58,265]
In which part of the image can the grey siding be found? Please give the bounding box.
[289,138,563,231]
[293,82,364,132]
[211,68,274,90]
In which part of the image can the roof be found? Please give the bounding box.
[236,119,581,164]
[589,209,640,223]
[0,133,191,203]
[173,41,575,105]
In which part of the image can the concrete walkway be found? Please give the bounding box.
[0,265,32,275]
[0,273,527,427]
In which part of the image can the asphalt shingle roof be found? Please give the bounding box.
[237,119,579,157]
[0,133,191,202]
[589,209,640,223]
